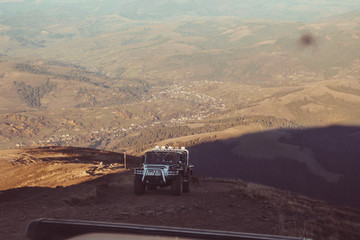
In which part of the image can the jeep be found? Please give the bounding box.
[134,146,194,195]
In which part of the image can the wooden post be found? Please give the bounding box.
[124,152,127,169]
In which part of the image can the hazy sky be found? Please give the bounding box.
[1,0,360,22]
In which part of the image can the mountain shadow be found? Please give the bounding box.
[188,125,360,209]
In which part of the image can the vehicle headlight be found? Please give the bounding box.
[167,170,178,175]
[169,165,179,170]
[134,169,144,174]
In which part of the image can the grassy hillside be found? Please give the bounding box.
[1,53,360,152]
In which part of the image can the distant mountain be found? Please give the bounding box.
[1,7,359,83]
[1,0,360,21]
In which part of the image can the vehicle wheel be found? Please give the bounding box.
[183,177,191,193]
[134,177,145,195]
[147,185,157,190]
[171,175,183,196]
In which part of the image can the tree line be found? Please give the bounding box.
[117,115,302,152]
[15,63,104,87]
[14,79,56,108]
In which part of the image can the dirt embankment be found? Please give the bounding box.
[0,147,360,240]
[0,147,140,190]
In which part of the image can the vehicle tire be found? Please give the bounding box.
[134,177,145,195]
[171,175,183,196]
[147,185,157,190]
[183,177,191,193]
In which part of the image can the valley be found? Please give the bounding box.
[1,54,359,153]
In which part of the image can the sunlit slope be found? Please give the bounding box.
[0,147,139,190]
[1,55,360,151]
[236,78,360,125]
[1,10,360,151]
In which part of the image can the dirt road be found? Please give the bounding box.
[1,147,360,240]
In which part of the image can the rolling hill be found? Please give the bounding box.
[0,51,359,152]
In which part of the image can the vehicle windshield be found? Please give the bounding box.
[145,152,180,164]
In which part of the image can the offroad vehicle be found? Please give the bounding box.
[134,146,194,195]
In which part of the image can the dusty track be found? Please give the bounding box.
[1,147,360,240]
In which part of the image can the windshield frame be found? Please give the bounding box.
[145,151,181,165]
